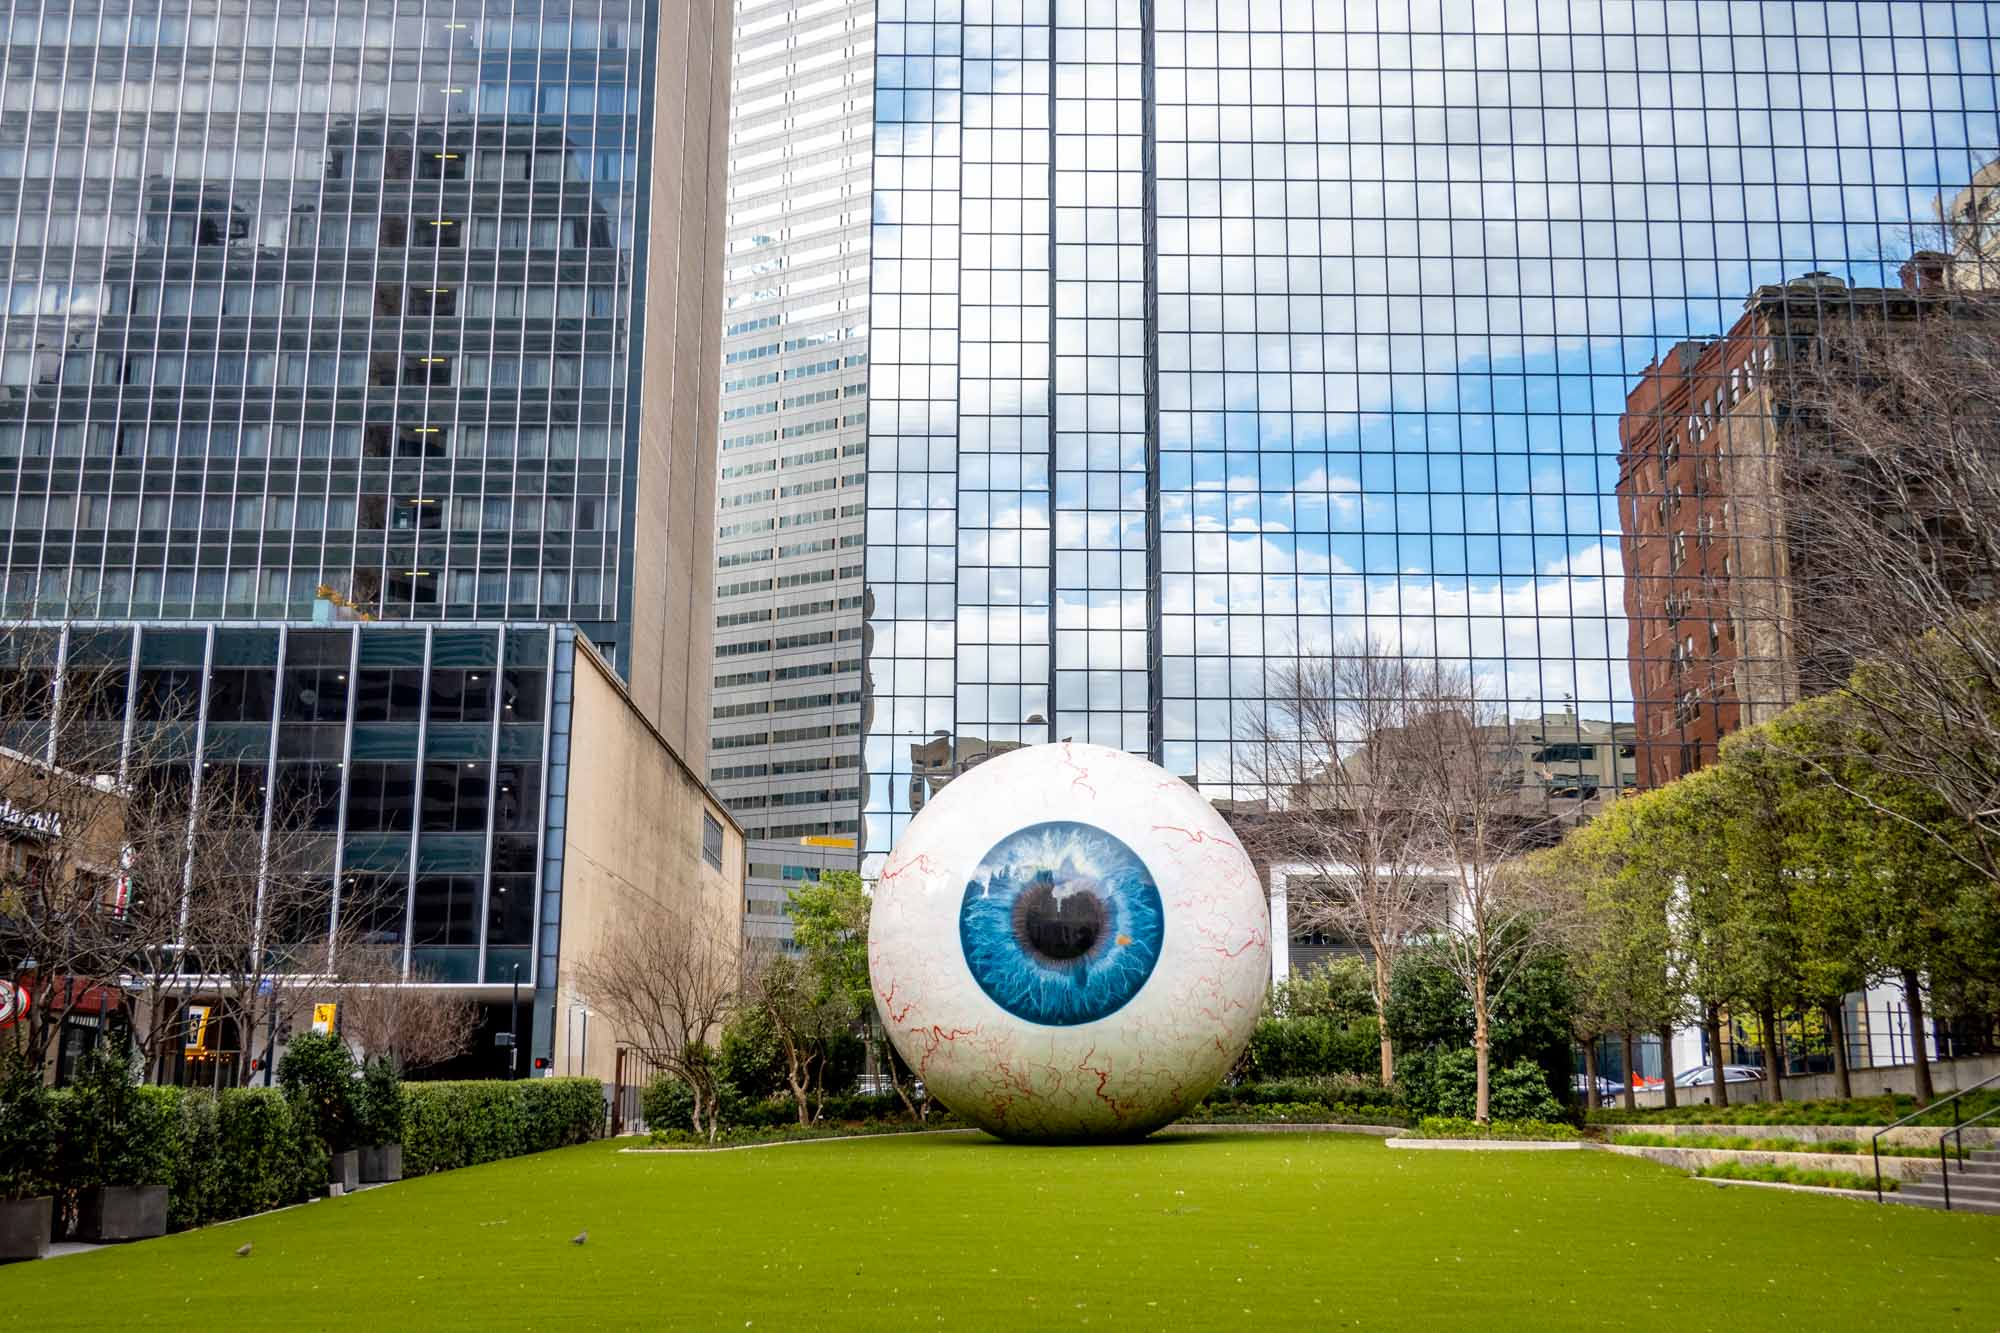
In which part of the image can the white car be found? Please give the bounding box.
[1674,1064,1765,1088]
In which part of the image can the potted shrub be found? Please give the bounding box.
[277,1031,360,1194]
[65,1038,170,1242]
[0,1051,56,1261]
[357,1058,403,1184]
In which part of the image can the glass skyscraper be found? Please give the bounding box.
[859,0,2000,869]
[0,0,724,689]
[709,0,876,945]
[0,0,737,1061]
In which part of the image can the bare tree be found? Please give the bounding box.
[329,936,478,1074]
[569,921,739,1140]
[168,773,338,1085]
[743,941,857,1126]
[0,627,175,1070]
[1397,671,1571,1124]
[1754,288,2000,882]
[1238,648,1443,1084]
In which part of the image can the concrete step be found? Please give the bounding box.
[1898,1179,2000,1208]
[1888,1191,2000,1216]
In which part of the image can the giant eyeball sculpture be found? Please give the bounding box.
[869,742,1268,1142]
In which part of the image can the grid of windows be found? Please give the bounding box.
[862,0,2000,868]
[2,622,554,985]
[0,2,649,650]
[711,0,873,909]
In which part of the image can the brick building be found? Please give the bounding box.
[1617,265,1956,789]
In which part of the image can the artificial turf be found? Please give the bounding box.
[4,1131,1997,1329]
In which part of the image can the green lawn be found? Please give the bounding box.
[5,1131,1998,1329]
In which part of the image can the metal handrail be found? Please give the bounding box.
[1938,1102,2000,1213]
[1872,1069,2000,1204]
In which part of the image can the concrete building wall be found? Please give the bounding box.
[628,0,734,769]
[550,641,744,1087]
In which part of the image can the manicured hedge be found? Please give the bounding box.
[1588,1090,2000,1128]
[1412,1115,1580,1141]
[47,1085,323,1233]
[1201,1075,1402,1113]
[401,1078,603,1176]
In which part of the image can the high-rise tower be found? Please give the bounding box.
[708,0,875,943]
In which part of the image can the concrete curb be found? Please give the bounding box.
[1386,1137,1584,1151]
[620,1129,981,1154]
[1598,1142,1935,1182]
[1689,1175,1878,1202]
[1169,1123,1404,1137]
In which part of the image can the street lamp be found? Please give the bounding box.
[510,964,522,1080]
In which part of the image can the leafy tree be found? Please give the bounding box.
[1386,935,1574,1115]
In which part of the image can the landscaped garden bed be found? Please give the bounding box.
[1588,1090,2000,1129]
[1387,1116,1584,1149]
[1692,1160,1893,1193]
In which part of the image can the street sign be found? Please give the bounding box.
[0,982,28,1030]
[184,1004,211,1055]
[311,1002,337,1034]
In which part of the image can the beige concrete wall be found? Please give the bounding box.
[625,0,731,771]
[551,644,744,1089]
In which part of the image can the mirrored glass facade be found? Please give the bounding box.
[861,0,2000,868]
[0,2,652,659]
[0,621,560,986]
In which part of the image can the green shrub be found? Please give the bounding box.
[276,1031,360,1152]
[1182,1100,1407,1127]
[0,1050,56,1199]
[56,1037,174,1190]
[1413,1116,1581,1141]
[1401,1050,1563,1122]
[640,1075,695,1133]
[148,1086,221,1230]
[400,1078,601,1176]
[1203,1075,1401,1112]
[1695,1160,1889,1191]
[214,1087,314,1218]
[1609,1131,1967,1159]
[358,1058,404,1146]
[716,1010,787,1101]
[1588,1090,2000,1128]
[1242,1016,1382,1081]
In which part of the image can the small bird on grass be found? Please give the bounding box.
[570,1230,588,1246]
[235,1242,253,1258]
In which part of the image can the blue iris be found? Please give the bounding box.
[958,821,1165,1026]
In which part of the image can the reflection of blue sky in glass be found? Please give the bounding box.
[862,0,2000,848]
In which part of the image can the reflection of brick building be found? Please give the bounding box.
[1617,265,1953,788]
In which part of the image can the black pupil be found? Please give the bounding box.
[1016,876,1105,961]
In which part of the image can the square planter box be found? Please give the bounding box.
[330,1150,360,1194]
[0,1196,52,1262]
[359,1144,402,1184]
[77,1185,167,1243]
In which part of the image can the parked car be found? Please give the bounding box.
[1572,1074,1626,1099]
[1673,1064,1765,1088]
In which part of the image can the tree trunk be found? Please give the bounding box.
[1658,1023,1678,1109]
[1902,968,1935,1103]
[1621,1030,1638,1111]
[1705,1005,1729,1107]
[1473,971,1491,1125]
[1582,1037,1600,1111]
[1758,1004,1784,1104]
[1824,1000,1853,1100]
[1374,953,1395,1086]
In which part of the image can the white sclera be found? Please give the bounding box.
[869,741,1269,1141]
